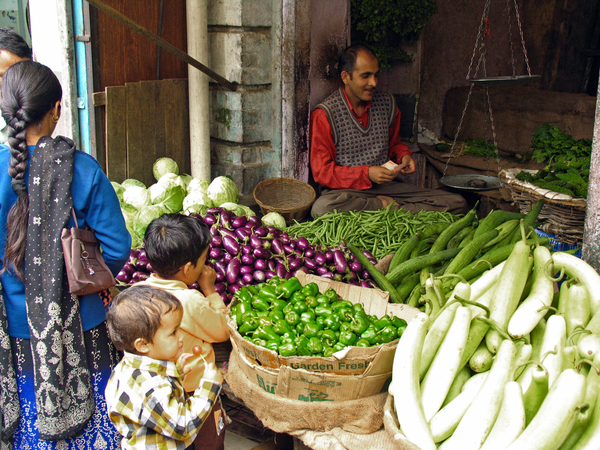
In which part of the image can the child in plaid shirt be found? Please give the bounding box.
[105,285,223,450]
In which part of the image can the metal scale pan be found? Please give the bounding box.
[440,174,503,192]
[468,75,540,88]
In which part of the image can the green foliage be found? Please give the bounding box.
[516,124,592,198]
[463,139,497,158]
[351,0,437,67]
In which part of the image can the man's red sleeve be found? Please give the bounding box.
[309,109,372,190]
[389,108,412,163]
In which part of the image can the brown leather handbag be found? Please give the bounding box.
[61,208,116,296]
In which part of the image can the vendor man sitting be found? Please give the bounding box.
[310,44,468,218]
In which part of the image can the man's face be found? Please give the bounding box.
[341,50,380,106]
[0,50,28,85]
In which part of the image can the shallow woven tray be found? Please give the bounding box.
[499,168,586,245]
[253,177,316,224]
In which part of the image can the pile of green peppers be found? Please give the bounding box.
[230,275,408,357]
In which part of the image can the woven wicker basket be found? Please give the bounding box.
[499,168,586,245]
[253,177,316,224]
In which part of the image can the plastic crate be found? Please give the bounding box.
[535,229,582,258]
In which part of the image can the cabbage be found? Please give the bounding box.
[123,185,151,210]
[121,178,146,189]
[148,183,163,204]
[154,185,186,213]
[238,204,257,218]
[153,157,179,181]
[157,173,187,190]
[183,190,213,213]
[207,176,239,206]
[111,181,125,202]
[179,173,193,190]
[134,204,168,238]
[261,211,286,229]
[187,177,210,195]
[121,204,142,248]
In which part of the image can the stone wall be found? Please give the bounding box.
[208,0,281,196]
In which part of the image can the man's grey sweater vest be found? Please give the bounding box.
[315,88,396,167]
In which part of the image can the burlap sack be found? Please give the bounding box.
[382,393,422,450]
[225,348,387,435]
[375,254,395,275]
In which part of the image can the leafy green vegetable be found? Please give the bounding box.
[463,139,497,158]
[123,185,151,210]
[261,211,287,229]
[134,205,167,239]
[152,157,179,181]
[121,178,146,189]
[206,176,240,206]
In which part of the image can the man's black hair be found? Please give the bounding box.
[0,27,31,58]
[338,44,377,78]
[143,213,211,278]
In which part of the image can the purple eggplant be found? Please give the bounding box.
[146,262,154,273]
[283,244,295,255]
[313,252,326,266]
[247,215,261,227]
[288,257,304,271]
[239,265,253,275]
[241,254,255,265]
[203,214,217,226]
[116,270,130,283]
[254,259,267,271]
[315,266,329,276]
[324,251,333,261]
[254,226,268,238]
[134,257,148,271]
[249,235,263,249]
[214,283,226,294]
[227,284,240,295]
[252,247,272,260]
[235,227,251,241]
[209,248,223,259]
[303,258,316,270]
[219,228,237,240]
[295,237,309,251]
[207,207,223,215]
[131,271,149,283]
[211,235,223,248]
[332,250,348,274]
[275,264,289,279]
[271,238,284,256]
[241,244,252,255]
[241,273,254,284]
[264,270,276,280]
[320,272,334,280]
[231,215,247,229]
[253,270,266,283]
[215,272,225,282]
[223,252,233,263]
[303,247,314,259]
[349,261,363,273]
[121,263,136,276]
[226,258,241,284]
[222,235,240,256]
[267,260,276,272]
[294,266,309,275]
[213,259,227,275]
[210,225,219,237]
[280,233,290,245]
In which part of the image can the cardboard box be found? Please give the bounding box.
[227,272,420,400]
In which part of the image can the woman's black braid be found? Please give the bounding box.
[6,108,30,195]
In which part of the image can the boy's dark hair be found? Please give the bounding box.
[143,213,211,278]
[0,27,32,59]
[338,43,377,78]
[106,284,182,353]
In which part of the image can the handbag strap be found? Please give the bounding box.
[70,207,78,229]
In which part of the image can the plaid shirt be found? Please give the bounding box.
[105,352,221,450]
[310,87,412,190]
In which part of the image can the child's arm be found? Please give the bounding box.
[197,265,217,297]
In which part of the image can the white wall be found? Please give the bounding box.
[28,0,78,145]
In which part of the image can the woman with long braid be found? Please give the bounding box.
[0,60,130,449]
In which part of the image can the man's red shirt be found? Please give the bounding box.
[310,87,412,190]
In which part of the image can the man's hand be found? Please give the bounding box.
[368,165,400,184]
[198,265,217,296]
[396,154,416,175]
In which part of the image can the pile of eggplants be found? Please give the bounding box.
[116,207,377,303]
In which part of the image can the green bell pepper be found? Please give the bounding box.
[233,301,252,326]
[257,316,272,327]
[305,295,319,309]
[323,346,335,357]
[273,319,293,336]
[269,298,288,312]
[276,276,303,299]
[238,317,259,336]
[267,275,283,286]
[355,338,370,348]
[315,305,334,317]
[374,315,393,331]
[336,307,353,323]
[251,297,270,312]
[302,282,319,297]
[294,335,311,356]
[333,342,346,352]
[323,287,339,302]
[316,316,326,327]
[291,290,306,303]
[321,329,337,347]
[339,330,358,346]
[391,316,408,334]
[350,314,369,334]
[307,337,323,354]
[315,294,330,306]
[360,325,380,345]
[323,314,340,331]
[253,338,267,347]
[292,301,308,314]
[234,287,253,303]
[265,339,280,352]
[253,325,280,342]
[285,311,300,326]
[332,299,353,312]
[379,325,398,343]
[269,310,285,322]
[279,342,297,357]
[283,302,295,314]
[258,285,278,302]
[303,321,322,338]
[300,310,316,323]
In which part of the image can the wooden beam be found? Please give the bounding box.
[85,0,237,91]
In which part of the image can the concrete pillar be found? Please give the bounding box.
[582,78,600,271]
[187,0,211,181]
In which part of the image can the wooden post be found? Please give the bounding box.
[583,78,600,271]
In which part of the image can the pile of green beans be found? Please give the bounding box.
[285,208,459,260]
